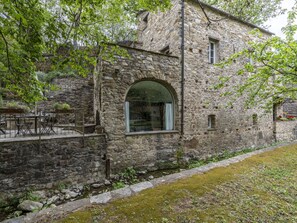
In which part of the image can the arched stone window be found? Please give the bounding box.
[125,81,174,133]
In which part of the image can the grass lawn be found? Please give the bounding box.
[56,144,297,223]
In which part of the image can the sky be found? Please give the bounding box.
[265,0,296,38]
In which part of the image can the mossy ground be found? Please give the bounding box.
[56,144,297,223]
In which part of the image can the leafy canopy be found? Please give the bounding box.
[202,0,284,26]
[216,3,297,110]
[0,0,171,103]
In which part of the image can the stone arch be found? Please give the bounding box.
[124,79,178,133]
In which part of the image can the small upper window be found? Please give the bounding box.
[208,115,216,129]
[208,39,218,64]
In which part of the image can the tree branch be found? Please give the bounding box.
[0,29,12,72]
[197,1,212,26]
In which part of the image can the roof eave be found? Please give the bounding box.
[190,0,274,36]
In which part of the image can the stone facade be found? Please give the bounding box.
[137,0,181,56]
[95,47,182,172]
[0,135,106,192]
[180,0,274,157]
[275,121,297,141]
[96,0,275,172]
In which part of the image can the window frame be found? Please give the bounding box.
[125,81,175,134]
[208,39,219,64]
[208,114,216,130]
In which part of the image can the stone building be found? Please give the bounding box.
[2,0,296,195]
[94,0,275,173]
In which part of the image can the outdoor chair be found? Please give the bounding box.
[40,114,56,134]
[15,116,33,136]
[0,116,6,134]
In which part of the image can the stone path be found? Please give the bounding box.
[3,141,296,223]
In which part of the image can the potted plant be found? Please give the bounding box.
[53,102,73,113]
[0,101,31,114]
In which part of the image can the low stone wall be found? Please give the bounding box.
[275,121,297,141]
[0,135,107,193]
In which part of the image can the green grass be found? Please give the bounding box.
[56,143,297,223]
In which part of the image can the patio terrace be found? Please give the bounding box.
[0,109,93,141]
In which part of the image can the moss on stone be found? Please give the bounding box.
[56,144,297,223]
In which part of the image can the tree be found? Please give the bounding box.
[0,0,171,103]
[202,0,284,26]
[215,3,297,110]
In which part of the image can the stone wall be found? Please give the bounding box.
[275,121,297,141]
[95,47,181,172]
[135,0,275,159]
[38,75,94,123]
[181,1,274,157]
[0,135,106,192]
[137,0,181,56]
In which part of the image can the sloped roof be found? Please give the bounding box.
[191,0,274,35]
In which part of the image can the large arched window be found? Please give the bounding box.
[125,81,174,133]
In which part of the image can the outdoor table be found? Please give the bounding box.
[15,114,39,135]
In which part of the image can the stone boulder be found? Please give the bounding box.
[17,200,43,212]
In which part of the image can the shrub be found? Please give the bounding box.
[4,101,31,112]
[53,102,71,110]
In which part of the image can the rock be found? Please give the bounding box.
[17,200,43,212]
[31,191,47,200]
[110,186,132,200]
[12,210,23,217]
[61,189,71,194]
[64,194,71,200]
[137,170,147,175]
[90,192,112,204]
[69,191,79,198]
[104,180,111,186]
[46,195,59,205]
[60,189,79,199]
[148,175,154,180]
[72,186,83,193]
[130,182,153,193]
[91,183,103,188]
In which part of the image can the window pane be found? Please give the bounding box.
[209,42,215,63]
[126,81,174,132]
[165,103,173,130]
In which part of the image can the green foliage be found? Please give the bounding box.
[111,167,138,190]
[215,3,297,110]
[176,147,185,167]
[189,147,256,169]
[3,101,31,112]
[202,0,284,26]
[49,181,70,192]
[20,190,41,203]
[0,95,3,107]
[57,144,297,223]
[53,102,71,110]
[119,167,138,185]
[0,0,172,103]
[112,182,126,190]
[36,70,77,83]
